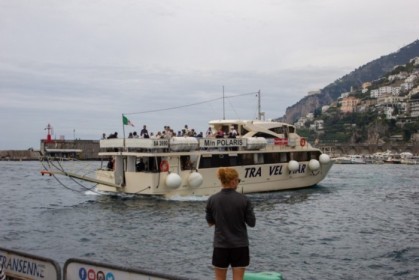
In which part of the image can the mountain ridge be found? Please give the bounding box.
[279,39,419,123]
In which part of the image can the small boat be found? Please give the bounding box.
[332,156,353,164]
[400,152,419,165]
[383,154,402,164]
[332,155,366,164]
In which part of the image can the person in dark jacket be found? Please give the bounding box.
[206,167,256,280]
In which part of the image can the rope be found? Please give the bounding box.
[40,157,156,196]
[124,91,259,116]
[134,186,151,194]
[40,158,103,194]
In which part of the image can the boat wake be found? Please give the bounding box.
[167,195,209,201]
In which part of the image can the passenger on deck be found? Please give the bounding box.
[140,125,149,138]
[206,127,213,137]
[107,132,118,139]
[230,127,238,138]
[190,128,197,137]
[184,124,190,135]
[216,129,224,138]
[107,157,114,170]
[154,131,162,139]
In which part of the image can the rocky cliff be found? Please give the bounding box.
[279,39,419,123]
[280,94,333,124]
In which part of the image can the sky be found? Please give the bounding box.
[1,0,418,150]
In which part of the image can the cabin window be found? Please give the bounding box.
[213,154,230,167]
[199,156,212,168]
[152,156,162,172]
[270,127,284,134]
[254,153,264,164]
[199,154,231,168]
[134,156,159,172]
[264,153,279,164]
[180,155,196,170]
[135,157,146,172]
[264,152,290,164]
[292,152,309,161]
[254,132,275,138]
[240,127,249,135]
[310,151,321,160]
[238,154,254,165]
[280,153,289,162]
[229,155,238,166]
[221,125,229,134]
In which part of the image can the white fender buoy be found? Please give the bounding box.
[188,172,203,188]
[308,159,320,170]
[319,154,331,164]
[288,160,299,172]
[165,173,182,189]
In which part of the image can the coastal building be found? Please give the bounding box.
[409,98,419,118]
[340,96,360,113]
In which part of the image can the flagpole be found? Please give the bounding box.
[122,114,126,149]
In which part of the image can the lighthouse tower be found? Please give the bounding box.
[45,123,53,143]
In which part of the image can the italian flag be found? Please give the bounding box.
[122,115,134,127]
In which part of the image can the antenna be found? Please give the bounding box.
[222,86,225,120]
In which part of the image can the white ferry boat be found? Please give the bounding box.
[42,117,333,198]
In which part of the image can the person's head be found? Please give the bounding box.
[217,167,240,189]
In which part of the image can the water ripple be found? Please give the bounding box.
[0,162,418,279]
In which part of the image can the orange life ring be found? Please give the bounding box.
[300,138,306,147]
[40,170,52,176]
[160,160,169,172]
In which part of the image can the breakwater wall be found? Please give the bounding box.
[0,150,41,160]
[1,140,101,160]
[40,139,100,160]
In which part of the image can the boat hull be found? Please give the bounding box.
[95,160,333,198]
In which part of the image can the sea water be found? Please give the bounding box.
[0,161,418,279]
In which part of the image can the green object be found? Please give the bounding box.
[244,271,283,280]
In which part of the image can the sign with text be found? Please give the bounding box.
[0,247,61,280]
[64,258,192,280]
[199,138,247,148]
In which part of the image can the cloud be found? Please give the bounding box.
[0,0,418,149]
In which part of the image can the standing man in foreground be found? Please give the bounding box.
[206,167,256,280]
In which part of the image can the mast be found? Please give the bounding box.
[257,90,262,120]
[257,90,266,120]
[222,85,225,120]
